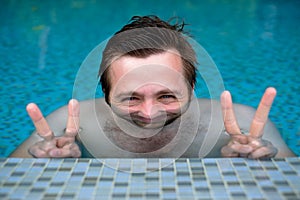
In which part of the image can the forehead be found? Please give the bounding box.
[109,50,184,84]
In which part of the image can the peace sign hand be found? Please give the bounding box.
[26,99,81,158]
[220,87,278,159]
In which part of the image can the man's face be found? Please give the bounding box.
[108,50,191,129]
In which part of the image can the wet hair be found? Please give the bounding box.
[99,15,197,104]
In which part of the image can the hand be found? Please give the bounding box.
[220,87,278,159]
[26,99,81,158]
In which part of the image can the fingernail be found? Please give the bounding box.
[250,140,260,147]
[49,150,60,157]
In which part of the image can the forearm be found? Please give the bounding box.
[9,134,40,158]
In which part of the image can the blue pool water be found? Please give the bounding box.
[0,0,299,157]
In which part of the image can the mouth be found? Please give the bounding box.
[130,113,180,128]
[133,116,165,124]
[131,112,176,125]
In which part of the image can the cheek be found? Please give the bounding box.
[161,103,182,113]
[110,103,131,116]
[111,103,182,115]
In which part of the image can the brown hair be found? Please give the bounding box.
[99,15,197,104]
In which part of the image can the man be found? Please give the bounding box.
[10,16,294,158]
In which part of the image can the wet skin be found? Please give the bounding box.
[9,51,295,158]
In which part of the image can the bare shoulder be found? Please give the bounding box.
[46,98,110,133]
[196,98,280,138]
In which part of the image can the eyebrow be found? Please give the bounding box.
[115,89,183,99]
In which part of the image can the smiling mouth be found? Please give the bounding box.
[132,115,167,124]
[129,113,180,128]
[133,121,165,129]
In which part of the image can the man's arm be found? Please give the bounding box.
[10,133,41,157]
[10,100,81,158]
[221,88,295,158]
[232,103,295,157]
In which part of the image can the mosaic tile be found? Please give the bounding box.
[0,158,300,199]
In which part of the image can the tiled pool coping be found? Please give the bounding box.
[0,157,299,199]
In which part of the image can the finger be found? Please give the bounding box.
[56,135,75,148]
[249,87,276,138]
[48,149,71,158]
[26,103,54,141]
[221,91,242,135]
[248,137,267,149]
[248,138,278,159]
[229,143,253,154]
[49,143,81,158]
[65,99,80,137]
[28,140,56,158]
[29,146,48,158]
[221,145,239,157]
[231,134,249,144]
[248,146,278,159]
[221,144,252,157]
[69,143,82,157]
[221,138,253,157]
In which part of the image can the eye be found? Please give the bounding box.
[120,96,140,106]
[122,96,139,102]
[159,95,176,99]
[158,94,178,104]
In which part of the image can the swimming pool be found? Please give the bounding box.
[0,0,299,157]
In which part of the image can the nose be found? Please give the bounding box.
[139,100,161,119]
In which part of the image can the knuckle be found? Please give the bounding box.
[73,150,82,158]
[31,149,47,158]
[65,129,78,137]
[221,146,233,156]
[221,147,228,156]
[250,146,277,159]
[72,149,82,158]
